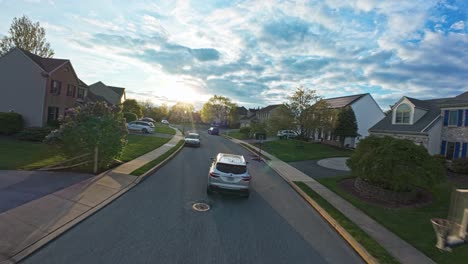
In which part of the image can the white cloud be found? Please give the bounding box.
[450,21,465,31]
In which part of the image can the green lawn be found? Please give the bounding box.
[155,124,176,135]
[120,134,171,162]
[295,182,399,264]
[317,176,468,264]
[131,140,184,176]
[224,130,249,140]
[259,139,352,162]
[0,137,65,170]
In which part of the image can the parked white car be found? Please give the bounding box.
[127,121,155,134]
[277,130,298,139]
[161,119,170,125]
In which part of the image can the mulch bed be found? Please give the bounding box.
[338,178,433,208]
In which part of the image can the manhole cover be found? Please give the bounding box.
[192,202,210,212]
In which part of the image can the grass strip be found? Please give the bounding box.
[294,181,400,264]
[240,143,271,160]
[130,140,184,176]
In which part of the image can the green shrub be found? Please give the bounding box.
[239,127,251,135]
[123,112,138,122]
[47,119,60,128]
[347,136,444,191]
[0,112,23,134]
[46,102,128,171]
[433,154,447,167]
[452,158,468,174]
[16,127,52,141]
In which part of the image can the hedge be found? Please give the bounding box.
[16,127,52,142]
[123,112,138,122]
[0,112,23,135]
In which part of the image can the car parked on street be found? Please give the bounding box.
[277,130,298,139]
[127,121,155,134]
[208,127,219,135]
[184,133,200,147]
[161,119,170,125]
[207,153,251,197]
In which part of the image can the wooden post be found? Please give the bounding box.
[93,146,98,174]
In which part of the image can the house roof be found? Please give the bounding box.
[78,79,88,88]
[88,81,125,105]
[323,94,367,108]
[17,47,68,72]
[370,92,468,134]
[236,106,248,115]
[258,104,281,114]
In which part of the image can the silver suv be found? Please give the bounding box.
[277,130,297,139]
[207,153,251,197]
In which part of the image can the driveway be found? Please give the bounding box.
[288,159,350,179]
[0,170,93,213]
[23,129,362,264]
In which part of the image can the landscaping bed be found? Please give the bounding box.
[317,175,468,264]
[258,139,352,162]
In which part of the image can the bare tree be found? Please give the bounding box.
[0,15,54,57]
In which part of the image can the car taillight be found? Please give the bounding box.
[209,172,220,178]
[242,176,251,181]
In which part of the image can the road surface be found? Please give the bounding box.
[23,128,363,264]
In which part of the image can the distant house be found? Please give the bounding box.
[239,108,259,128]
[0,47,82,127]
[369,91,468,158]
[256,104,282,123]
[88,81,126,105]
[314,93,385,148]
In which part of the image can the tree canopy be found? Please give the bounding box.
[122,99,143,118]
[334,106,358,145]
[169,102,194,123]
[284,87,323,138]
[201,95,237,126]
[0,15,54,57]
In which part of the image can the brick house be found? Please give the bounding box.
[369,91,468,158]
[0,48,83,127]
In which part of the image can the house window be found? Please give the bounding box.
[448,110,458,126]
[77,88,85,100]
[395,103,411,124]
[50,80,61,95]
[66,85,76,97]
[47,107,60,123]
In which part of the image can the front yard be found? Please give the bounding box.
[259,139,352,162]
[0,137,64,170]
[317,176,468,264]
[224,130,249,140]
[0,134,172,170]
[155,124,176,135]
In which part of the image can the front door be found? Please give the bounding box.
[446,142,455,160]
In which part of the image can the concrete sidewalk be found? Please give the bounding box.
[0,128,183,263]
[227,137,435,264]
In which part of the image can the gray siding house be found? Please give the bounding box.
[369,92,468,158]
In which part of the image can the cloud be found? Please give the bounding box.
[450,21,465,30]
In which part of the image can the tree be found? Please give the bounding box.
[0,15,54,57]
[169,102,194,123]
[267,104,295,135]
[45,102,128,171]
[122,99,143,118]
[303,99,335,140]
[285,87,322,139]
[201,95,237,126]
[334,106,358,146]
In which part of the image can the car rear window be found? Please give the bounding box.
[187,134,199,139]
[216,163,247,174]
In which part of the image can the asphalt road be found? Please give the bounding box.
[22,129,363,264]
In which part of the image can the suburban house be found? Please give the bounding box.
[239,108,258,128]
[314,93,385,148]
[369,91,468,158]
[0,47,82,127]
[256,104,282,123]
[88,81,126,105]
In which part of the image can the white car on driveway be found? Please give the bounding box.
[127,121,155,134]
[277,130,298,139]
[207,153,251,197]
[161,119,170,125]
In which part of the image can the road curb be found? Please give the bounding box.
[8,138,184,263]
[134,140,185,183]
[235,139,378,264]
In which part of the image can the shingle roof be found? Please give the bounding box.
[18,48,68,72]
[370,92,468,134]
[88,81,125,105]
[236,106,248,115]
[323,94,367,108]
[258,104,281,113]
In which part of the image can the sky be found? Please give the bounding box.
[0,0,467,110]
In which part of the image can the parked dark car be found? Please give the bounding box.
[208,127,219,135]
